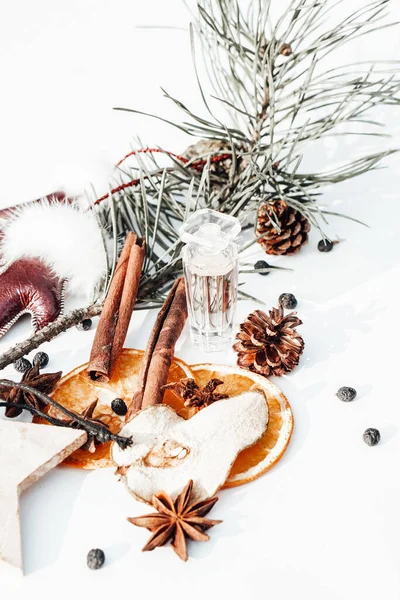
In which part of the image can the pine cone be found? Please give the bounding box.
[233,306,304,377]
[182,139,248,182]
[256,200,310,255]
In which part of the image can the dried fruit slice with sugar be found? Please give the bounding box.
[34,348,193,469]
[112,389,268,504]
[112,362,290,503]
[35,351,292,484]
[188,364,293,487]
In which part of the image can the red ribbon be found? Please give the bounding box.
[94,147,232,205]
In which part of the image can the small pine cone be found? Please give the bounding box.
[256,200,311,256]
[182,139,248,182]
[233,306,304,377]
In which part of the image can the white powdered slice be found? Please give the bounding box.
[112,391,268,504]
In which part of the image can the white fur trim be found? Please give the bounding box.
[0,197,109,300]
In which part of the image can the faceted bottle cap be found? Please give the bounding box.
[179,209,241,253]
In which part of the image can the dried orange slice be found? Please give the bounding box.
[35,348,193,469]
[182,364,293,488]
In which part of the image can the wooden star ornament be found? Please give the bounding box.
[0,419,87,573]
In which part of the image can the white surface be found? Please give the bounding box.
[0,0,400,599]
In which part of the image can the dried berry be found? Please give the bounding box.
[363,428,380,446]
[279,293,297,310]
[33,352,49,369]
[14,358,32,374]
[111,398,127,416]
[254,260,271,276]
[77,319,92,331]
[87,548,105,570]
[336,387,357,402]
[318,239,333,252]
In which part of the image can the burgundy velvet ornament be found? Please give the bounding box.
[0,193,67,339]
[0,191,108,340]
[0,258,64,338]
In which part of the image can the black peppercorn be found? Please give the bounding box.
[33,352,49,369]
[336,387,357,402]
[77,319,92,331]
[254,260,271,276]
[14,357,32,373]
[111,398,128,416]
[87,548,105,570]
[279,293,297,310]
[318,239,334,252]
[363,428,380,446]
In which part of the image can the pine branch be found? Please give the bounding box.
[95,0,400,307]
[112,0,399,219]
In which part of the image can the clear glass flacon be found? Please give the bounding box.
[180,209,241,352]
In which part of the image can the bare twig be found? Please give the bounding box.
[0,380,132,449]
[0,304,103,372]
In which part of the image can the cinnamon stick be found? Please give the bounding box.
[128,276,187,418]
[87,232,145,382]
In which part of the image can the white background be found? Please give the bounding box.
[0,1,400,599]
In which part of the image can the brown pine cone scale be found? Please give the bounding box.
[233,306,304,377]
[257,200,310,256]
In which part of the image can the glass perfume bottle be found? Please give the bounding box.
[180,209,241,352]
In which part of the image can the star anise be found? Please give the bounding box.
[128,480,222,561]
[0,364,62,418]
[162,378,228,410]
